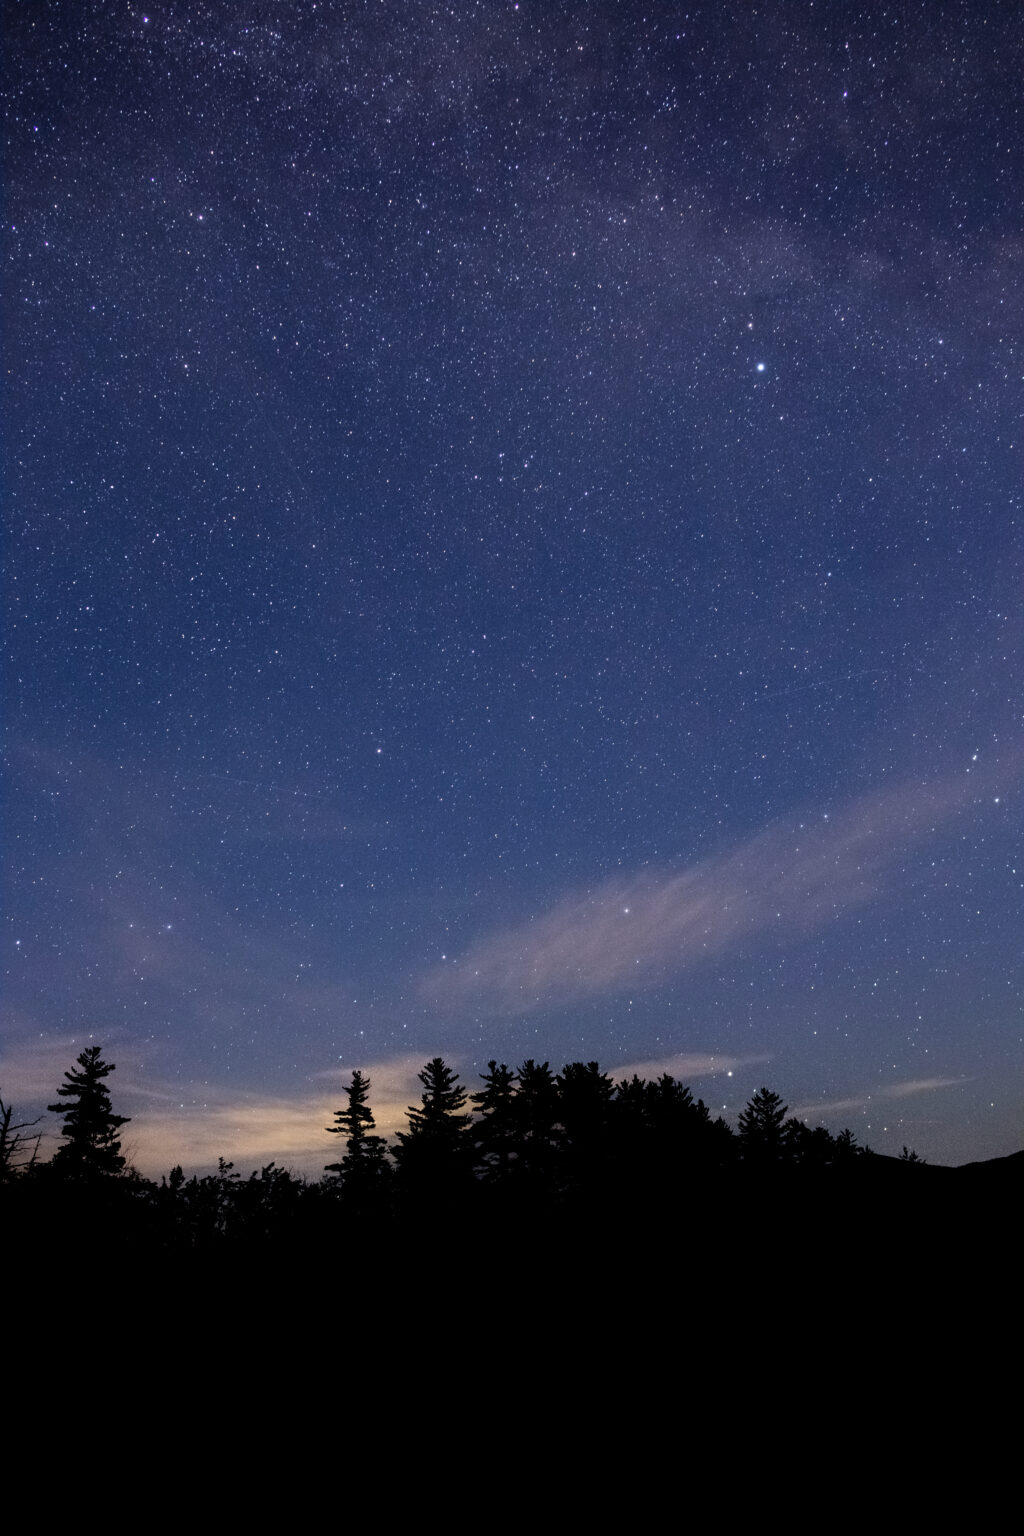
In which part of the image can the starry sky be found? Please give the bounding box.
[4,1,1022,1174]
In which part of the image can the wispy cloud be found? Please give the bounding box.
[609,1051,767,1086]
[878,1076,964,1101]
[791,1076,965,1122]
[0,1027,143,1103]
[424,758,1020,1015]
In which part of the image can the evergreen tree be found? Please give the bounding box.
[512,1059,560,1186]
[555,1061,616,1191]
[400,1058,470,1142]
[393,1058,472,1188]
[556,1062,615,1147]
[611,1072,734,1181]
[833,1127,863,1161]
[648,1074,727,1155]
[784,1118,836,1167]
[470,1061,517,1180]
[48,1046,129,1176]
[738,1086,788,1164]
[325,1071,390,1183]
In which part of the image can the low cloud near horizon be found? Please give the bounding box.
[0,1034,437,1178]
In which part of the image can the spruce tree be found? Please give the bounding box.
[325,1071,390,1182]
[737,1086,788,1164]
[470,1061,517,1180]
[48,1046,129,1176]
[393,1058,472,1188]
[555,1061,616,1191]
[514,1059,560,1182]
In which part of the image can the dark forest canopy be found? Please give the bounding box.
[6,1047,878,1189]
[8,1044,1024,1296]
[10,1046,1024,1265]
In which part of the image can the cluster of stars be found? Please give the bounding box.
[2,1,1021,1170]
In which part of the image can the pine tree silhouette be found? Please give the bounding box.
[394,1058,472,1190]
[48,1046,129,1176]
[738,1086,788,1164]
[325,1070,390,1183]
[470,1061,517,1180]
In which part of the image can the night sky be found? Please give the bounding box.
[4,1,1022,1174]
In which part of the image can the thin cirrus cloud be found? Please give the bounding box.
[609,1051,766,1085]
[424,757,1019,1016]
[790,1077,965,1122]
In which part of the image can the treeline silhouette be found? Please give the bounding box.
[8,1045,1021,1276]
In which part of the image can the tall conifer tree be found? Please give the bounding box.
[49,1046,129,1176]
[325,1070,389,1181]
[738,1087,788,1163]
[393,1058,472,1187]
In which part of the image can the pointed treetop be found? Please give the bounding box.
[48,1045,130,1176]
